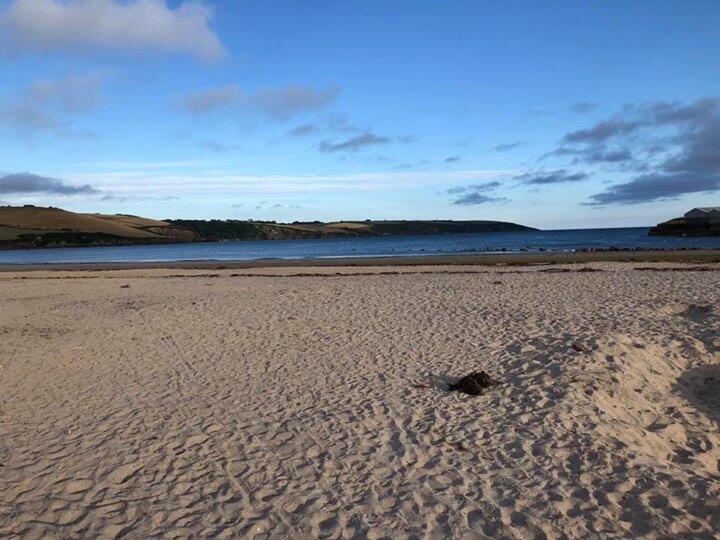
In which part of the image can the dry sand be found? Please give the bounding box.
[0,262,718,538]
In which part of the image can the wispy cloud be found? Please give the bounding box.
[325,116,362,134]
[286,115,369,139]
[318,132,391,153]
[251,201,301,211]
[0,73,102,136]
[568,101,598,114]
[544,146,633,164]
[563,119,639,144]
[491,141,527,152]
[181,84,341,120]
[287,123,320,137]
[182,84,240,114]
[100,194,178,202]
[447,181,508,206]
[29,74,103,113]
[75,160,205,170]
[59,167,512,198]
[453,192,508,205]
[247,85,341,121]
[0,0,226,62]
[515,169,589,185]
[527,108,552,117]
[200,140,239,152]
[397,134,417,144]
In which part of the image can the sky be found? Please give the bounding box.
[0,0,719,229]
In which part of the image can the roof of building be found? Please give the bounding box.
[688,207,720,213]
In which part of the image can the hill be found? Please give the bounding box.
[0,206,536,249]
[0,206,195,248]
[167,218,537,241]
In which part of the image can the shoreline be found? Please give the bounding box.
[2,248,720,272]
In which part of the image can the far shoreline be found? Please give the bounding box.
[2,248,720,272]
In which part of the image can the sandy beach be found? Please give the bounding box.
[1,261,719,538]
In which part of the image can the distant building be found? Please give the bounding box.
[684,207,720,224]
[650,206,720,236]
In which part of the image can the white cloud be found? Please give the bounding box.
[61,167,514,198]
[0,0,226,62]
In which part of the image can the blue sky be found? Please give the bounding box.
[1,0,719,229]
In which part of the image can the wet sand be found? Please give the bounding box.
[2,247,720,273]
[0,261,718,537]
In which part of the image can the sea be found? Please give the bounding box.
[2,227,720,265]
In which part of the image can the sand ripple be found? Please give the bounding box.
[0,263,718,537]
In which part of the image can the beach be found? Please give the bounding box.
[1,260,719,538]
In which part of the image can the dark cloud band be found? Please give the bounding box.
[0,172,98,195]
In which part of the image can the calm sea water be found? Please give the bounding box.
[2,227,720,265]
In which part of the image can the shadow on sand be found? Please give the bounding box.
[673,363,720,424]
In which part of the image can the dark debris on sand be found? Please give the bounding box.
[572,341,591,353]
[448,370,500,396]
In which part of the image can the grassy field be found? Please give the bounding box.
[0,206,193,248]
